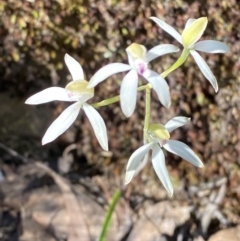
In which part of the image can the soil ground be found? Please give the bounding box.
[0,0,240,240]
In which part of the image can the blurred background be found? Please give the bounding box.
[0,0,239,240]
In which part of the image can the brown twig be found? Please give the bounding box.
[0,142,28,163]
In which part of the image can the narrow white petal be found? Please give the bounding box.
[134,152,149,175]
[164,140,204,168]
[64,54,84,81]
[25,87,73,105]
[143,69,171,108]
[120,69,139,117]
[152,145,173,196]
[125,142,154,185]
[88,63,131,88]
[194,40,230,53]
[184,18,196,29]
[42,102,81,145]
[127,52,135,68]
[146,44,180,62]
[82,103,108,151]
[165,116,190,133]
[190,50,218,92]
[150,17,182,44]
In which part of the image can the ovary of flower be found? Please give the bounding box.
[25,54,108,150]
[125,116,204,196]
[150,16,230,92]
[87,43,179,117]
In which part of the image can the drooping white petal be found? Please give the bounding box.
[190,50,218,92]
[120,69,139,117]
[150,17,182,44]
[134,151,149,175]
[25,87,74,105]
[164,140,204,168]
[88,63,132,88]
[146,44,180,62]
[152,145,173,196]
[42,102,81,145]
[64,54,84,81]
[194,40,230,53]
[82,103,108,151]
[143,69,171,108]
[165,116,190,133]
[184,18,196,29]
[125,142,154,185]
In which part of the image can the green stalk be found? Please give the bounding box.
[91,95,120,108]
[161,48,189,78]
[134,85,151,174]
[98,190,121,241]
[91,84,151,108]
[143,88,151,144]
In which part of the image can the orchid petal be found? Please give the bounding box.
[164,140,204,168]
[194,40,230,53]
[120,69,139,117]
[25,87,74,105]
[126,43,147,59]
[150,17,182,44]
[88,63,131,88]
[165,116,190,133]
[82,103,108,151]
[190,50,218,92]
[184,18,196,29]
[182,17,207,48]
[42,102,81,145]
[143,69,171,108]
[127,52,135,68]
[134,152,149,175]
[152,145,173,196]
[146,44,180,62]
[125,142,154,185]
[148,123,170,140]
[64,54,84,81]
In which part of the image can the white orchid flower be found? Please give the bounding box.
[125,116,204,196]
[150,17,230,92]
[25,54,108,150]
[87,43,179,117]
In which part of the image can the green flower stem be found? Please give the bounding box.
[161,48,189,78]
[92,95,120,108]
[143,88,151,144]
[98,190,121,241]
[91,83,151,108]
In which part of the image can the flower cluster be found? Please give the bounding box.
[25,17,229,195]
